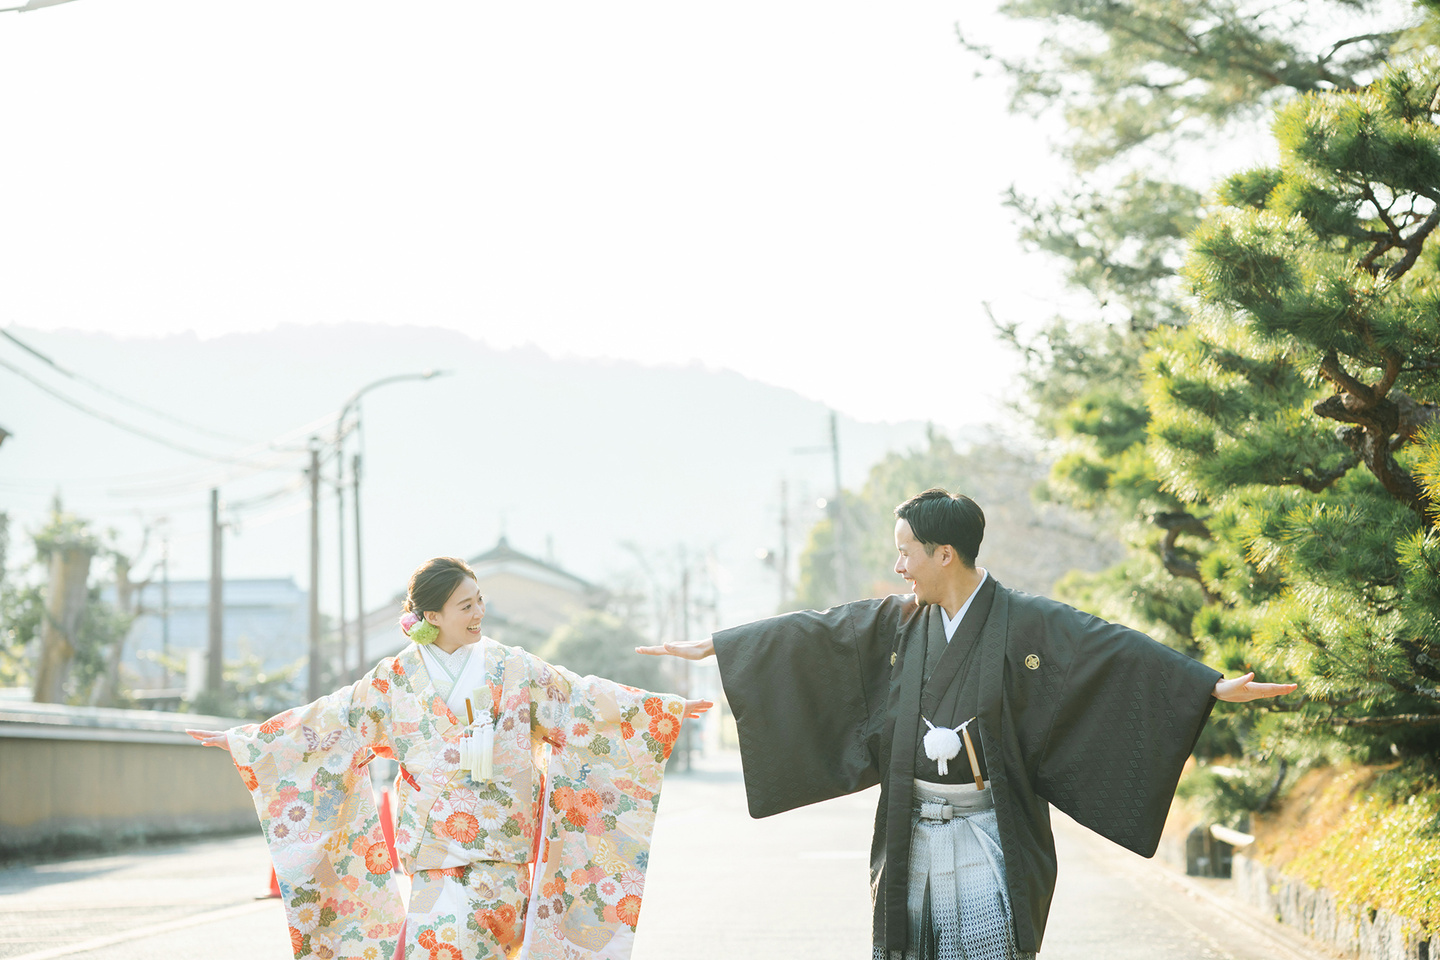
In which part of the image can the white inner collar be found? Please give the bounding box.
[940,569,988,642]
[420,642,474,701]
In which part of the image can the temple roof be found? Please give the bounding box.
[467,536,596,593]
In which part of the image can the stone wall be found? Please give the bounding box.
[1229,853,1436,960]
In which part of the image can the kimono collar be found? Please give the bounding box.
[418,642,475,702]
[395,642,466,733]
[939,569,989,642]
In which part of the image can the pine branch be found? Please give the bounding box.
[1385,208,1440,281]
[1405,678,1440,701]
[1288,447,1360,492]
[1318,32,1401,67]
[1317,349,1377,408]
[1391,390,1440,445]
[1313,348,1434,517]
[1358,235,1398,275]
[1374,349,1404,401]
[1398,638,1440,684]
[1322,713,1440,726]
[1364,184,1405,241]
[1151,511,1220,604]
[1259,757,1288,812]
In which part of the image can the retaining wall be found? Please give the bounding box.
[0,701,259,859]
[1230,854,1436,960]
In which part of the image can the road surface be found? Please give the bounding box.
[0,753,1337,959]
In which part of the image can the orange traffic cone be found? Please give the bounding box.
[259,865,282,900]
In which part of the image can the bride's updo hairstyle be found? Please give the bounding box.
[402,556,480,624]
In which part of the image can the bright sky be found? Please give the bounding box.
[0,0,1068,428]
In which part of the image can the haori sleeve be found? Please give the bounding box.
[1033,612,1222,858]
[712,597,898,818]
[517,649,686,960]
[225,659,406,960]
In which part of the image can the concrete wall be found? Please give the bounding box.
[0,701,259,859]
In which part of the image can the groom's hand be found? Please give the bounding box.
[635,637,715,660]
[1213,672,1298,702]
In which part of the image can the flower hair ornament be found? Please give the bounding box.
[400,610,440,646]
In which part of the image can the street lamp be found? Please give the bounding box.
[333,370,449,679]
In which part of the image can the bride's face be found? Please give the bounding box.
[426,577,485,648]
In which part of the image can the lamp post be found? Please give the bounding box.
[333,371,449,677]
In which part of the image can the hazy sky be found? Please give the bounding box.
[0,0,1072,428]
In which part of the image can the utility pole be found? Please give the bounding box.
[679,554,692,773]
[829,411,850,600]
[336,457,348,677]
[353,452,365,672]
[308,443,322,699]
[778,479,791,608]
[160,536,171,687]
[206,488,223,696]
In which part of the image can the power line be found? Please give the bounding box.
[0,353,253,464]
[1,328,254,445]
[0,346,340,483]
[226,477,307,511]
[104,410,339,497]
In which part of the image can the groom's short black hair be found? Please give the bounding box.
[894,488,984,566]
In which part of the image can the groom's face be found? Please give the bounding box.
[894,519,942,603]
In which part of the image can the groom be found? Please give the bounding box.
[640,487,1294,960]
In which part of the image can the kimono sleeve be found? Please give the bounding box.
[226,660,405,960]
[1033,613,1222,858]
[712,597,896,819]
[520,651,685,960]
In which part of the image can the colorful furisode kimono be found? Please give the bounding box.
[225,637,686,960]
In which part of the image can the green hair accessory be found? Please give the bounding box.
[400,611,440,646]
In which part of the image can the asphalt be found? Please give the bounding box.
[0,752,1339,959]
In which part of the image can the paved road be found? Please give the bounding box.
[1,753,1337,959]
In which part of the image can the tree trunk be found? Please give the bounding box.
[93,556,133,708]
[32,545,95,704]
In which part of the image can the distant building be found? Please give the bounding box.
[360,537,606,664]
[468,536,608,641]
[111,577,309,690]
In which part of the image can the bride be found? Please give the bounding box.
[190,555,710,960]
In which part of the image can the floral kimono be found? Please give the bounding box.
[225,638,686,960]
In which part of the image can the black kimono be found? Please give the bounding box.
[712,579,1221,957]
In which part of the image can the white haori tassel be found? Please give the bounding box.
[459,723,495,782]
[922,716,975,777]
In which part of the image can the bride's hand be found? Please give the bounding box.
[681,699,714,719]
[186,728,231,753]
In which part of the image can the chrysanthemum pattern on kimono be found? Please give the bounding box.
[226,638,684,960]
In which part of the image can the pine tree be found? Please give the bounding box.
[980,0,1429,648]
[976,3,1440,808]
[1150,57,1440,763]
